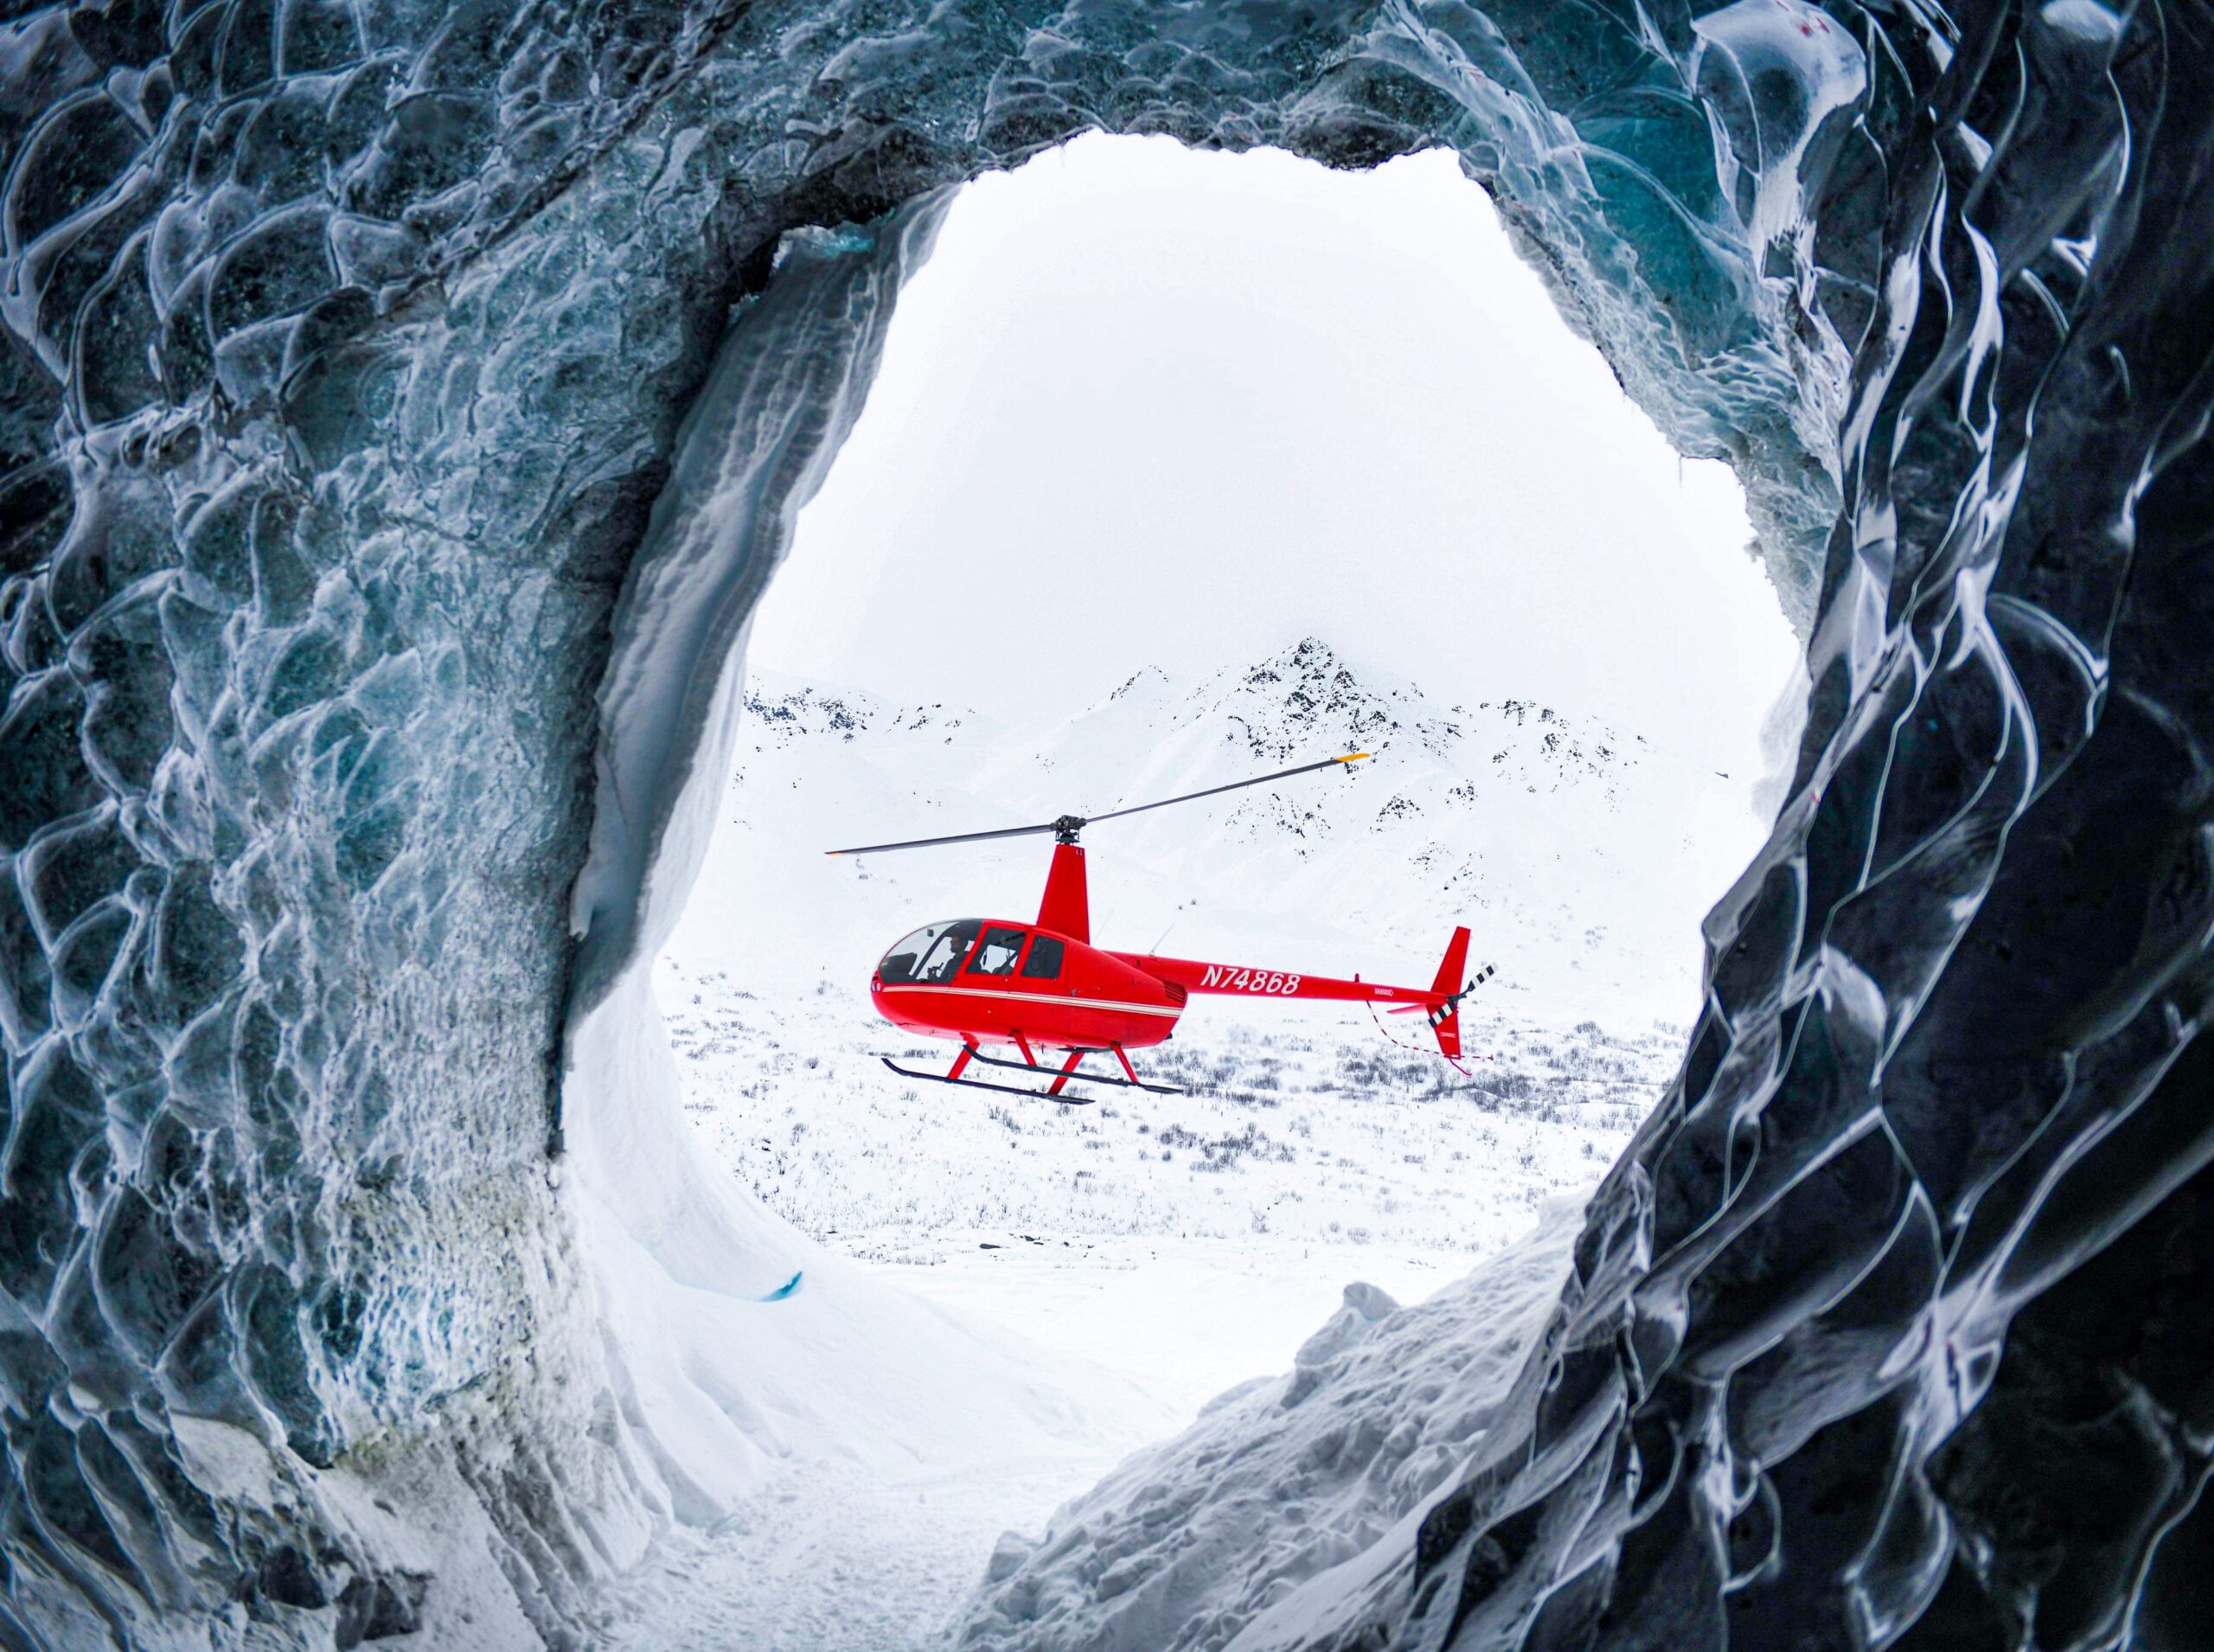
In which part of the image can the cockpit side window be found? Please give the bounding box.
[1020,936,1065,979]
[879,919,981,985]
[966,925,1028,976]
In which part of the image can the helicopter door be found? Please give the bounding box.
[965,926,1029,975]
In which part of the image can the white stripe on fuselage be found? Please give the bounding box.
[877,983,1181,1018]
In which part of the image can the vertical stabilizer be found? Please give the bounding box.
[1428,926,1474,1064]
[1037,843,1091,942]
[1430,926,1471,998]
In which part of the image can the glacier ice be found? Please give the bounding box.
[0,0,2210,1645]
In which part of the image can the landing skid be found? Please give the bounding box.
[880,1045,1186,1102]
[967,1046,1186,1095]
[880,1058,1098,1104]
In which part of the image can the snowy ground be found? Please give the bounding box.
[605,965,1683,1647]
[590,1454,1143,1651]
[659,964,1672,1299]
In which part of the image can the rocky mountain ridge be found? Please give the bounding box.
[705,638,1761,1024]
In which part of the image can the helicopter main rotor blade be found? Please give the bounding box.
[1085,752,1371,826]
[824,752,1370,856]
[825,820,1063,857]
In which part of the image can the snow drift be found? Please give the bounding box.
[957,1199,1589,1652]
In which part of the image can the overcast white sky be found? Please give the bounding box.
[749,135,1799,776]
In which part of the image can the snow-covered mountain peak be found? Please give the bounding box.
[740,675,1000,754]
[1050,637,1659,824]
[1108,665,1176,702]
[679,642,1767,1025]
[1213,637,1411,763]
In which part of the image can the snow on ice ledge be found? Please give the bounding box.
[956,1197,1589,1652]
[2,0,2212,1644]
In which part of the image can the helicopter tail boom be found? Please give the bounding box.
[1113,952,1415,1004]
[1116,923,1483,1063]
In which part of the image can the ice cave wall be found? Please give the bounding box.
[0,0,2207,1649]
[1361,8,2214,1647]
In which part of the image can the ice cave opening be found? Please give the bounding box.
[604,134,1803,1647]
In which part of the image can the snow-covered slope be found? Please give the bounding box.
[669,637,1763,1026]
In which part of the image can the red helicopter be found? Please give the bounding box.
[828,753,1495,1102]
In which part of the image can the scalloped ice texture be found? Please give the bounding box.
[0,0,2208,1649]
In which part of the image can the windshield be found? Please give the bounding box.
[877,920,981,985]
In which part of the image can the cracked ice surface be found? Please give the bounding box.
[2,0,2211,1644]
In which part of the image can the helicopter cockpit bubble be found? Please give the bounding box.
[877,919,982,985]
